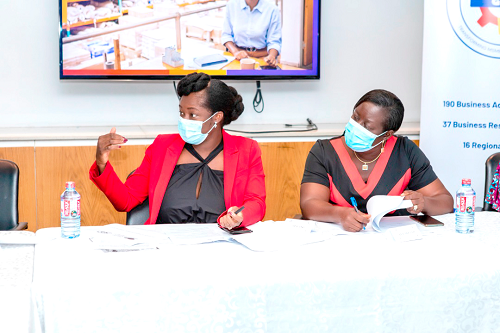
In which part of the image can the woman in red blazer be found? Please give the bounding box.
[89,73,266,229]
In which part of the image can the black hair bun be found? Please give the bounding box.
[176,73,245,126]
[228,86,244,123]
[176,72,210,97]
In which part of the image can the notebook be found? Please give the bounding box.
[193,54,228,67]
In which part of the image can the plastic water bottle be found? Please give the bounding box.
[455,178,475,234]
[60,181,81,238]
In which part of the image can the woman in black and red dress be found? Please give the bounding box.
[300,89,454,232]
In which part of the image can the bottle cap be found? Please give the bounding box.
[461,178,471,186]
[65,181,75,189]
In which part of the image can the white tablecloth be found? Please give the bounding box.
[0,232,35,333]
[30,212,500,333]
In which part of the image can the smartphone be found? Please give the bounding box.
[410,214,444,227]
[220,226,253,235]
[260,65,281,70]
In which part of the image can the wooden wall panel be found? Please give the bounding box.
[260,142,315,221]
[35,145,148,229]
[0,148,36,231]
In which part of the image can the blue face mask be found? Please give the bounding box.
[178,112,218,145]
[344,118,387,152]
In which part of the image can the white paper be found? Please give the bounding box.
[154,224,232,245]
[377,216,418,232]
[0,231,36,245]
[232,220,333,252]
[366,195,413,232]
[389,225,423,242]
[88,224,164,250]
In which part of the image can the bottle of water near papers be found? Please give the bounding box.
[61,181,81,239]
[455,178,475,234]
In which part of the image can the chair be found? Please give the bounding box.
[484,152,500,212]
[0,159,28,230]
[125,170,150,225]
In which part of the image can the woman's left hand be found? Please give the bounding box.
[219,206,244,230]
[401,190,425,214]
[264,54,277,67]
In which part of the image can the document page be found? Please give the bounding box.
[232,219,334,252]
[88,224,165,250]
[151,223,233,245]
[366,196,413,232]
[0,231,36,245]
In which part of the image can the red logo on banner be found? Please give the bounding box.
[77,200,81,216]
[64,200,70,216]
[477,8,499,27]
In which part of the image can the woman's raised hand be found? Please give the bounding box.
[96,127,127,174]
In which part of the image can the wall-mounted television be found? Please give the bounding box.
[59,0,320,80]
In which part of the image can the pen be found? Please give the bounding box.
[350,197,365,230]
[220,206,246,233]
[223,206,245,223]
[233,206,245,215]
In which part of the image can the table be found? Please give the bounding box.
[30,212,500,332]
[0,232,35,333]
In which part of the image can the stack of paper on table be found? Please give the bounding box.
[0,231,36,245]
[366,195,413,232]
[87,224,167,251]
[233,219,335,251]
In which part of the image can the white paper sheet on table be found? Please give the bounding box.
[366,195,413,232]
[87,224,167,251]
[155,224,233,245]
[232,219,335,252]
[0,231,36,245]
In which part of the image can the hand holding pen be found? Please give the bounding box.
[219,206,245,230]
[340,197,370,232]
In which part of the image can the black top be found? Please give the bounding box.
[157,141,225,224]
[302,135,437,215]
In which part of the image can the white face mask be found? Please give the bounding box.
[177,112,218,145]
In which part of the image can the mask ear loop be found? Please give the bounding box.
[205,112,221,135]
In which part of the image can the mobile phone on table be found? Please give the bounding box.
[410,214,444,227]
[220,226,253,235]
[260,65,281,70]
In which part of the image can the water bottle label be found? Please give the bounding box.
[61,199,81,218]
[457,196,475,213]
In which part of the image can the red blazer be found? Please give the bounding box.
[89,130,266,227]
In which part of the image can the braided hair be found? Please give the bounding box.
[176,73,244,126]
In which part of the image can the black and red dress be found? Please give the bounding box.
[302,135,437,215]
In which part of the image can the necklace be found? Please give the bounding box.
[353,140,386,171]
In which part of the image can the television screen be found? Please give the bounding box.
[59,0,320,80]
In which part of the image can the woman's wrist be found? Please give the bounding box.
[96,162,106,175]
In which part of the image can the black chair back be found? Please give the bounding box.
[125,170,150,225]
[0,159,19,230]
[484,152,500,211]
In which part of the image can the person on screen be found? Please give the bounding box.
[300,90,454,232]
[89,73,266,229]
[222,0,282,67]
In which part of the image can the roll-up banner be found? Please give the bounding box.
[420,0,500,204]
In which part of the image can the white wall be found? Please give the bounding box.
[0,0,424,128]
